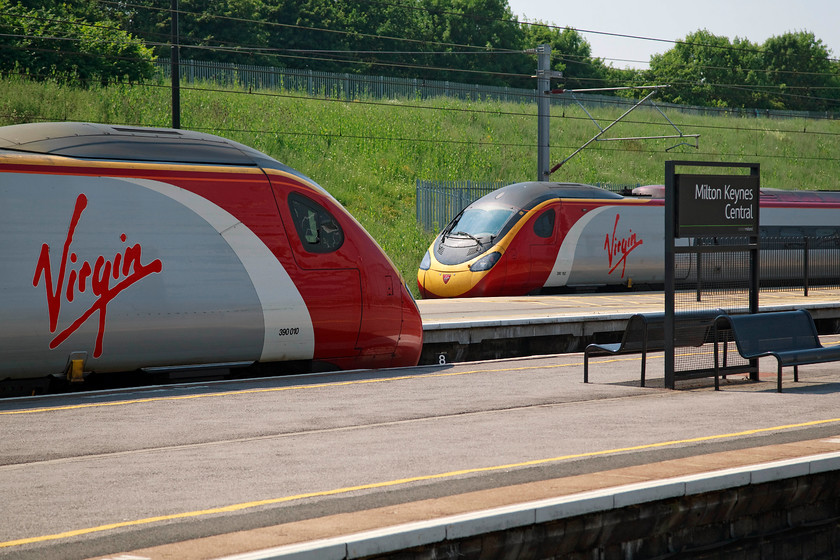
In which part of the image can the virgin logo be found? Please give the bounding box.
[32,193,163,358]
[604,214,643,278]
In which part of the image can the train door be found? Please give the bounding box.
[528,207,558,290]
[354,261,403,362]
[274,186,363,359]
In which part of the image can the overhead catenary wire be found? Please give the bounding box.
[2,0,840,163]
[3,60,838,150]
[4,10,839,119]
[4,18,839,131]
[4,25,838,114]
[83,1,840,79]
[6,3,840,97]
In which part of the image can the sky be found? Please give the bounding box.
[506,0,840,69]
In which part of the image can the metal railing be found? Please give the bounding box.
[680,235,840,300]
[156,59,539,104]
[759,236,840,295]
[154,59,838,121]
[415,180,509,232]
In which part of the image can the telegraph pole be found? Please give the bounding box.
[171,0,181,129]
[534,45,561,181]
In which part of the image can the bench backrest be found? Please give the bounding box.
[620,309,722,352]
[726,309,821,357]
[617,314,652,352]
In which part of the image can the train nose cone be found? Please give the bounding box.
[418,267,474,298]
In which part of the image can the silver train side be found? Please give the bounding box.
[546,195,840,288]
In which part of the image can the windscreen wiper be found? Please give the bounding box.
[442,209,465,237]
[452,230,482,246]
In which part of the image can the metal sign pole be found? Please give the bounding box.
[664,162,676,389]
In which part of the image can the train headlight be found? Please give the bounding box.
[469,251,501,272]
[419,251,431,270]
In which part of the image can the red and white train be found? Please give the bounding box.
[418,181,840,298]
[0,122,422,387]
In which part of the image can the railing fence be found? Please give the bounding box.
[155,59,837,121]
[415,180,508,233]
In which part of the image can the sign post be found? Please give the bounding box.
[664,161,760,388]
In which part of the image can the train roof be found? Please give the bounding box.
[0,121,286,169]
[474,181,623,210]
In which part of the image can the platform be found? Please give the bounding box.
[417,289,840,364]
[4,332,840,559]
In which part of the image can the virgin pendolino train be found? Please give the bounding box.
[0,122,422,388]
[418,181,840,298]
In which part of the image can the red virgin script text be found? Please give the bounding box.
[604,214,643,278]
[32,193,163,358]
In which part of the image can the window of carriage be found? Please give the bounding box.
[533,209,555,238]
[288,192,344,253]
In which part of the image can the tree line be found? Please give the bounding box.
[2,0,838,112]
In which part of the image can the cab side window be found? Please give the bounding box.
[533,209,555,239]
[288,192,344,253]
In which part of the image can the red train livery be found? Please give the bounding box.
[0,122,422,384]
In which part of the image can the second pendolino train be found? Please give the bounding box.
[417,181,840,298]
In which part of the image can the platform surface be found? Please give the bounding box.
[417,289,840,329]
[3,327,840,559]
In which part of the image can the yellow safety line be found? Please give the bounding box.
[4,416,840,549]
[6,326,839,417]
[0,356,644,416]
[7,336,840,417]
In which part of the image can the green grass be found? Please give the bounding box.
[3,76,839,297]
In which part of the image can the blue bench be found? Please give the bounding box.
[714,309,840,392]
[584,310,721,387]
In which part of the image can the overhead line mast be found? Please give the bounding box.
[529,44,562,181]
[529,50,700,179]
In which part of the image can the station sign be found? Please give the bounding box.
[674,173,759,237]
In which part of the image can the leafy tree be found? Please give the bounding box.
[11,0,837,113]
[262,0,432,75]
[416,0,527,85]
[0,1,156,85]
[646,29,755,107]
[520,22,607,90]
[647,29,840,112]
[174,0,270,64]
[759,31,839,111]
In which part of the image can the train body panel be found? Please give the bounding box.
[2,172,313,378]
[1,122,422,381]
[418,181,840,298]
[546,202,671,288]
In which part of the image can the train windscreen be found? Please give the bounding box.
[434,205,518,265]
[448,207,515,239]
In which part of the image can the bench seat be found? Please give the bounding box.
[773,345,840,366]
[715,309,839,392]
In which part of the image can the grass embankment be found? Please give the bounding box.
[3,76,839,296]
